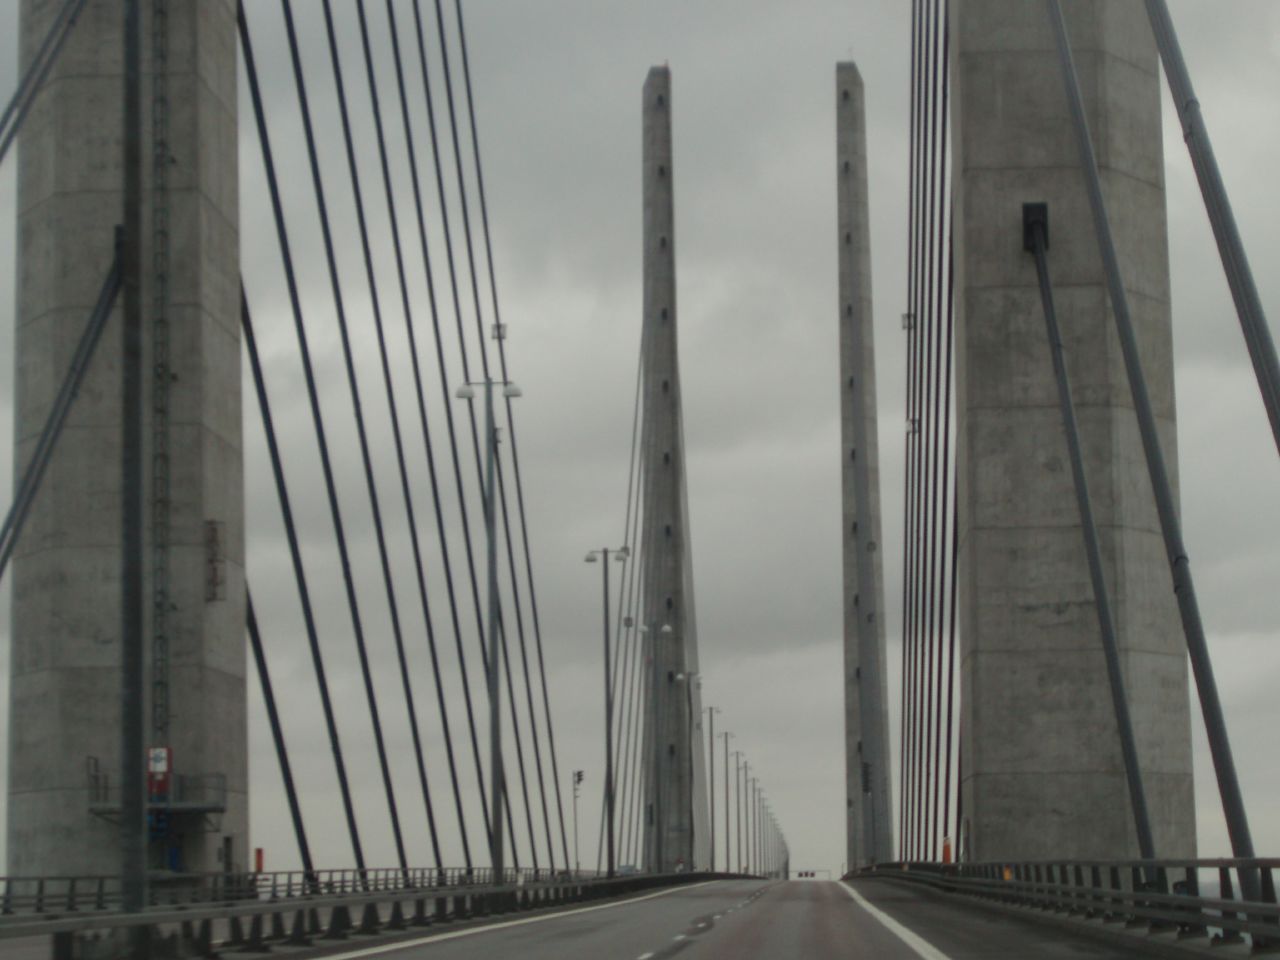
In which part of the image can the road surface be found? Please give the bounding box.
[286,878,1158,959]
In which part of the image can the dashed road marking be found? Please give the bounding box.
[302,881,718,960]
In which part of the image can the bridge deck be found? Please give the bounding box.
[129,878,1170,959]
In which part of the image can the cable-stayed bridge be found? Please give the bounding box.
[1,1,1279,958]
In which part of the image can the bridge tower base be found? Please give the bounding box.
[7,0,245,877]
[953,0,1194,861]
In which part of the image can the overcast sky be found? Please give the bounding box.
[1,0,1279,879]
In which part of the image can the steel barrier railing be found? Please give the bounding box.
[0,870,748,956]
[853,858,1280,948]
[0,866,613,919]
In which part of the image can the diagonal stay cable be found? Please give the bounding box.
[596,352,644,871]
[241,289,365,871]
[240,3,410,871]
[0,236,120,582]
[279,0,435,870]
[405,0,531,868]
[280,0,444,872]
[315,0,470,870]
[246,589,315,878]
[349,0,499,864]
[445,0,573,872]
[0,0,87,168]
[421,0,553,871]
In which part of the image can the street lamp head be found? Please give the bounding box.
[502,383,522,398]
[616,545,630,560]
[584,551,598,563]
[455,384,476,400]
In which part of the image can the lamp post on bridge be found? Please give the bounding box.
[737,756,747,874]
[722,730,733,873]
[704,705,720,873]
[455,370,522,883]
[585,544,629,879]
[572,770,584,877]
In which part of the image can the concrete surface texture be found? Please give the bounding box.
[7,0,246,876]
[952,0,1195,860]
[639,65,696,874]
[837,62,895,871]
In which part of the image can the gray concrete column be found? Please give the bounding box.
[639,65,694,874]
[837,63,894,870]
[952,0,1194,860]
[8,0,245,876]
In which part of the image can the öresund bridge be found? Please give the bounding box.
[1,0,1278,957]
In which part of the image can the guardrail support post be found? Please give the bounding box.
[287,910,312,947]
[357,903,381,935]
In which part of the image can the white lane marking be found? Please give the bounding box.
[307,881,718,960]
[839,882,954,960]
[638,954,655,959]
[673,933,686,941]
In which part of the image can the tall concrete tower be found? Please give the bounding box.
[837,63,893,870]
[8,0,245,876]
[640,65,698,873]
[952,0,1194,860]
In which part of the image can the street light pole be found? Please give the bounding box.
[737,757,746,873]
[482,378,503,884]
[456,372,521,885]
[586,546,629,879]
[705,706,719,873]
[572,770,583,877]
[723,732,733,873]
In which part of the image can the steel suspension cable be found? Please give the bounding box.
[279,0,437,870]
[399,0,525,868]
[445,0,572,873]
[240,289,365,870]
[0,242,120,582]
[379,0,500,854]
[0,0,87,168]
[296,0,469,871]
[418,0,550,873]
[916,0,942,862]
[899,0,923,861]
[596,353,645,871]
[240,4,410,870]
[246,590,315,877]
[922,0,950,859]
[927,3,954,860]
[939,236,960,855]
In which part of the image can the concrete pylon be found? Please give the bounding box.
[952,0,1194,860]
[7,1,245,875]
[837,63,893,870]
[639,65,697,874]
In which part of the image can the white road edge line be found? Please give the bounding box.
[839,882,955,960]
[308,881,719,960]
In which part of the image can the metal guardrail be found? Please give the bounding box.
[854,858,1280,949]
[0,866,611,918]
[0,868,744,957]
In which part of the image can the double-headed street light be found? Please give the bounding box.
[585,545,629,878]
[455,371,521,882]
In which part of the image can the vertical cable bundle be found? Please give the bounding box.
[899,0,960,863]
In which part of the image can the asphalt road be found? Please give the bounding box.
[284,878,1158,959]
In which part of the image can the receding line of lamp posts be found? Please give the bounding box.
[455,361,521,882]
[585,543,629,879]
